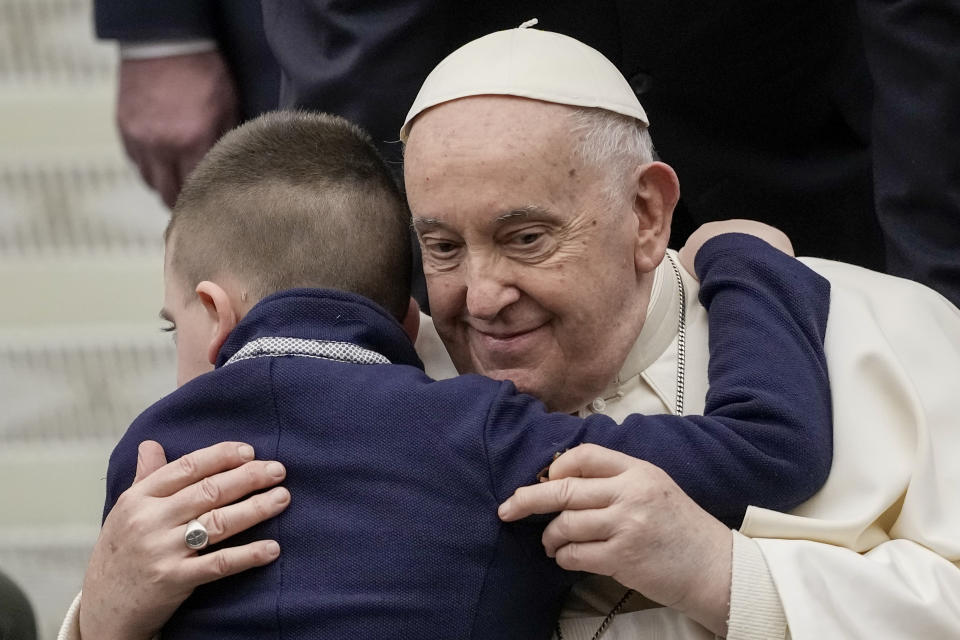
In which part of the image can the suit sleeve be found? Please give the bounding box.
[260,0,450,164]
[485,234,832,527]
[94,0,217,41]
[856,0,960,308]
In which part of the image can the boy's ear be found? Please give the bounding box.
[401,297,420,343]
[195,281,240,365]
[631,161,679,274]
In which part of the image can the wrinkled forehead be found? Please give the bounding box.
[403,99,606,231]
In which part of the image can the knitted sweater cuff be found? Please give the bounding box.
[727,531,788,640]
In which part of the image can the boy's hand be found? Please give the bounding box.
[79,441,290,640]
[678,220,794,280]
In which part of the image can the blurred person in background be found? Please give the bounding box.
[93,0,280,209]
[0,570,37,640]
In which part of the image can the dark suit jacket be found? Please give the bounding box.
[93,0,280,119]
[261,0,960,307]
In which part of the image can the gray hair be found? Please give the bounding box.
[567,107,656,202]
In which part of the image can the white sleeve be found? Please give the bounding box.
[57,592,162,640]
[757,538,960,639]
[727,531,787,640]
[738,264,960,640]
[119,39,217,60]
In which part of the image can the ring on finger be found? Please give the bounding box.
[184,518,209,550]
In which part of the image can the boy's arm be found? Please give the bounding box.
[486,232,831,528]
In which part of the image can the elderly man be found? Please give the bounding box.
[65,26,960,640]
[397,27,960,638]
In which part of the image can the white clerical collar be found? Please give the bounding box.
[597,250,685,401]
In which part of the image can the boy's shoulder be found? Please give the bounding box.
[130,357,275,436]
[106,359,278,509]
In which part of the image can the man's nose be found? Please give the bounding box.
[464,256,520,321]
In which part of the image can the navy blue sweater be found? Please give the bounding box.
[104,234,831,639]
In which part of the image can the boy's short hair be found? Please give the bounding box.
[167,111,412,320]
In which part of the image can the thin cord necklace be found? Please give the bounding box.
[555,588,637,640]
[555,255,687,640]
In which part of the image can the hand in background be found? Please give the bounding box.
[678,219,794,280]
[498,444,732,636]
[78,441,289,640]
[116,51,239,208]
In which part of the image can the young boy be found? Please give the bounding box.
[99,111,831,639]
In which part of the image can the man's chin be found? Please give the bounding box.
[449,345,569,408]
[471,366,566,408]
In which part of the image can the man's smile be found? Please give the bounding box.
[466,322,551,363]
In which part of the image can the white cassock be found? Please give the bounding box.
[417,250,960,640]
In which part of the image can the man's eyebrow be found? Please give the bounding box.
[495,205,557,223]
[412,206,559,230]
[411,216,445,230]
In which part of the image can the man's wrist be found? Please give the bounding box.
[119,39,217,60]
[674,524,733,636]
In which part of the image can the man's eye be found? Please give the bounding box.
[502,227,555,261]
[508,229,547,248]
[518,232,542,245]
[426,240,459,256]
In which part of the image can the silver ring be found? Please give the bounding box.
[184,519,209,550]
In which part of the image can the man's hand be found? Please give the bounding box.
[116,51,239,208]
[678,219,794,279]
[79,441,290,640]
[498,444,732,636]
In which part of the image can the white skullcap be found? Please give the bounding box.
[400,22,648,142]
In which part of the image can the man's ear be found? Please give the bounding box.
[401,297,420,343]
[631,161,679,274]
[195,281,240,365]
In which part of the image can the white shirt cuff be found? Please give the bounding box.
[119,39,217,60]
[727,530,788,640]
[57,592,161,640]
[57,592,82,640]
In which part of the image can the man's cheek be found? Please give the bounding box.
[425,278,467,320]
